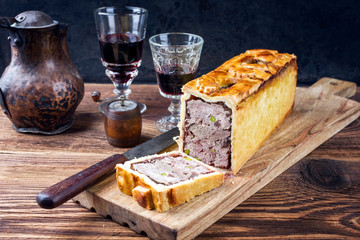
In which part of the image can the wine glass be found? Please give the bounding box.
[94,6,148,113]
[149,33,203,132]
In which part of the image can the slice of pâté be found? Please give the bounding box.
[115,151,224,212]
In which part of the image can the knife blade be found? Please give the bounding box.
[36,127,179,209]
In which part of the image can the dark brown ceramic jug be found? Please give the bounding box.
[0,11,84,134]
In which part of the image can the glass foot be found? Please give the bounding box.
[155,115,179,133]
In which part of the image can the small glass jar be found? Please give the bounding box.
[102,99,142,148]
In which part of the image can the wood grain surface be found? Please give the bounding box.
[1,79,359,239]
[72,78,360,240]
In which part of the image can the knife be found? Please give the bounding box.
[36,127,179,209]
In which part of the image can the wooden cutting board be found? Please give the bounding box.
[73,78,360,240]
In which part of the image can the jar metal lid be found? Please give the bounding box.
[102,99,140,120]
[108,99,137,113]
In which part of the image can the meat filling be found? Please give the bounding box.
[183,99,232,168]
[131,154,214,186]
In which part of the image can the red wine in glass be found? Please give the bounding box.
[99,33,144,66]
[94,6,148,114]
[156,65,197,96]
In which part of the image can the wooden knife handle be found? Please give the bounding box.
[36,154,127,209]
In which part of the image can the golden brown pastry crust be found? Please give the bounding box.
[182,49,296,108]
[179,49,297,174]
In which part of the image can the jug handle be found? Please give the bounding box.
[58,23,70,58]
[0,88,11,118]
[58,23,74,64]
[58,23,81,77]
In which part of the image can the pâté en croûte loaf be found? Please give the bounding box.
[115,151,224,212]
[178,49,297,174]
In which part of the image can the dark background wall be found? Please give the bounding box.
[1,0,359,85]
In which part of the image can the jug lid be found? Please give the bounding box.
[12,11,58,29]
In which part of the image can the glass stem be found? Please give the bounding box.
[168,98,181,123]
[105,68,138,98]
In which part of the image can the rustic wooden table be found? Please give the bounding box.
[0,83,359,239]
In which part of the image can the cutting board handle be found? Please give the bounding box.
[309,77,357,99]
[36,154,127,209]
